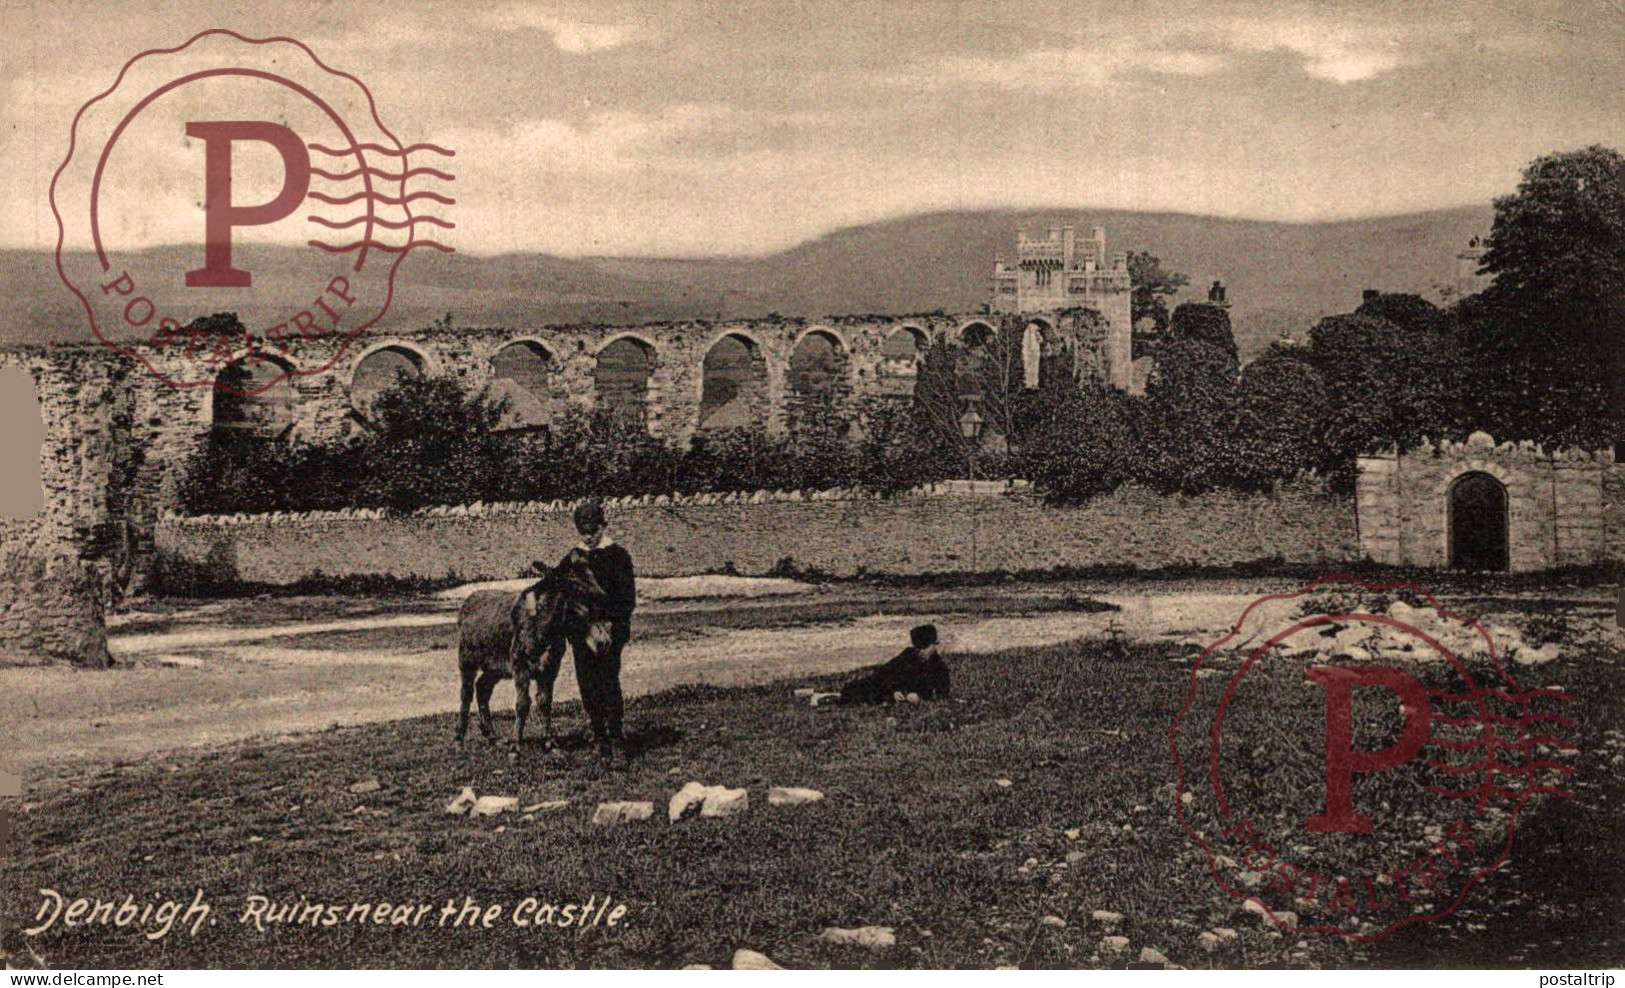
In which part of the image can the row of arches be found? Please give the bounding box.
[212,319,1062,439]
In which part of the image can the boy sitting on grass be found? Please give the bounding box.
[825,624,951,706]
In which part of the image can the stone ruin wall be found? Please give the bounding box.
[0,308,1127,666]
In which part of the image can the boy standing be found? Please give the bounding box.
[559,499,636,759]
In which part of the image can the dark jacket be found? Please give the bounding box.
[839,646,951,704]
[556,541,636,622]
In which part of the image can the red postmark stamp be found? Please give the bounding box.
[51,28,455,394]
[1169,575,1578,941]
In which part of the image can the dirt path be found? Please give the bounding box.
[3,608,1124,777]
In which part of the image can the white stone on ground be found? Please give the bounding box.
[731,949,782,970]
[1091,910,1123,930]
[592,801,655,826]
[669,781,722,822]
[1139,947,1171,966]
[445,787,477,815]
[767,787,824,806]
[348,778,381,794]
[1099,936,1129,955]
[702,787,750,818]
[472,795,518,817]
[522,800,569,814]
[819,926,896,949]
[1039,916,1066,929]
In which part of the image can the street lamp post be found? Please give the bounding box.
[958,407,984,482]
[959,405,986,571]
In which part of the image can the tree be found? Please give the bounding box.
[354,373,509,512]
[1127,251,1188,335]
[1307,311,1461,488]
[1011,378,1136,502]
[1137,339,1240,493]
[1465,145,1625,448]
[1167,303,1238,362]
[1232,346,1329,489]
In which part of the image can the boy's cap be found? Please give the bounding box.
[910,624,939,649]
[573,499,607,532]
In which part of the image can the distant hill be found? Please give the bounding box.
[2,205,1491,358]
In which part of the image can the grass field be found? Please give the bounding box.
[4,599,1621,970]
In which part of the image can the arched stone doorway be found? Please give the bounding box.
[1448,471,1509,571]
[879,326,927,395]
[698,333,768,431]
[351,344,427,419]
[595,336,657,428]
[213,356,298,440]
[787,329,847,423]
[490,340,554,430]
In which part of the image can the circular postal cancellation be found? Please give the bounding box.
[51,28,455,395]
[1169,575,1579,942]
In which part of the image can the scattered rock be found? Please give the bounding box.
[445,787,478,815]
[1039,915,1067,929]
[1064,828,1081,841]
[1516,643,1561,666]
[808,692,841,707]
[472,795,519,817]
[702,787,750,818]
[522,800,569,814]
[1066,851,1086,865]
[994,779,1013,788]
[681,964,712,970]
[731,949,781,970]
[348,779,381,795]
[592,801,655,826]
[820,926,896,949]
[768,787,824,806]
[1139,947,1171,966]
[1099,936,1130,955]
[1242,900,1268,918]
[1275,911,1299,928]
[1199,932,1221,952]
[1210,927,1238,942]
[1091,910,1123,930]
[669,781,720,822]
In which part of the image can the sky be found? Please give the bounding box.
[3,0,1623,257]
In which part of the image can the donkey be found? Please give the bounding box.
[456,551,605,745]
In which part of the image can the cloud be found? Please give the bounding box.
[889,40,1230,92]
[1220,18,1404,84]
[478,5,653,53]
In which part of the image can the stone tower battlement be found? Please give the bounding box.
[989,224,1135,391]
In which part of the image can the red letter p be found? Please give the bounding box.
[185,121,311,288]
[1304,665,1432,834]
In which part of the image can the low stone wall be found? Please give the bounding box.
[156,483,1359,586]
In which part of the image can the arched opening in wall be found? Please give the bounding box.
[351,345,426,420]
[1448,472,1509,571]
[698,333,768,431]
[955,320,997,398]
[0,366,44,520]
[787,330,847,422]
[878,326,927,395]
[595,336,657,428]
[212,356,297,440]
[1021,319,1056,389]
[490,341,554,430]
[959,321,995,349]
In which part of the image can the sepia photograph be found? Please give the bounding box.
[0,0,1622,973]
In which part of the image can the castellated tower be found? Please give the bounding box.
[989,224,1134,391]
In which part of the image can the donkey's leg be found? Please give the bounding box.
[536,638,567,748]
[475,669,501,741]
[456,665,476,742]
[513,666,532,744]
